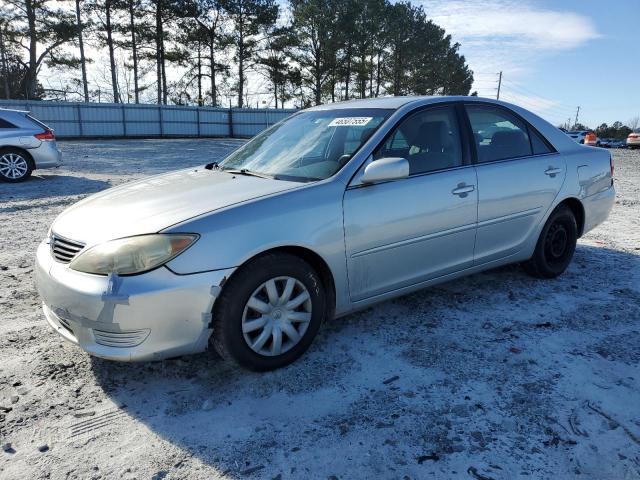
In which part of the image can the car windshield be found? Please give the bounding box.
[219,108,391,182]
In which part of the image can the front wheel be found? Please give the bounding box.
[211,253,326,371]
[523,205,577,279]
[0,149,33,182]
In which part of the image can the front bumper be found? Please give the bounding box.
[35,240,235,361]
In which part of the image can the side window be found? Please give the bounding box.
[466,105,532,162]
[530,129,553,155]
[374,106,462,175]
[0,118,16,128]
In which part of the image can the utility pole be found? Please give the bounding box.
[574,106,581,128]
[496,71,502,100]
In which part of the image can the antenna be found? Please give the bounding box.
[496,71,502,100]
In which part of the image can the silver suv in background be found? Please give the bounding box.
[0,108,62,182]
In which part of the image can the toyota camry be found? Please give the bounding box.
[35,96,615,370]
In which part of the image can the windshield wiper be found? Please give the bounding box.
[222,168,275,180]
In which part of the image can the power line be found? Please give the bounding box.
[499,82,576,112]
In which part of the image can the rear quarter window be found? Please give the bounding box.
[530,130,554,155]
[26,114,50,130]
[0,118,17,128]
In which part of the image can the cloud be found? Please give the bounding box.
[425,0,600,51]
[418,0,599,120]
[421,0,600,76]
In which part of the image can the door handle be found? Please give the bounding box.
[451,183,475,197]
[545,167,562,177]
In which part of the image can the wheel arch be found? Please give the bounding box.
[557,197,585,237]
[217,245,337,321]
[0,145,36,169]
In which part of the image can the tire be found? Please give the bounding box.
[523,205,577,279]
[0,148,34,182]
[211,253,326,371]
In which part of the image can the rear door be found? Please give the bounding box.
[465,104,565,264]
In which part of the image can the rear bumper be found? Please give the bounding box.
[583,184,615,235]
[626,138,640,147]
[32,142,62,169]
[35,240,235,361]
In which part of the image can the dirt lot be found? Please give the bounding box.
[1,140,639,480]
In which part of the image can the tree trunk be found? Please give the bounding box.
[237,21,244,108]
[75,0,89,102]
[197,41,202,106]
[0,26,10,99]
[161,37,167,104]
[314,52,321,105]
[155,0,162,104]
[273,78,278,109]
[369,53,374,97]
[25,0,38,99]
[128,0,139,103]
[344,48,351,100]
[375,50,381,97]
[105,0,120,103]
[209,38,216,106]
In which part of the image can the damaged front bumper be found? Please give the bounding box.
[35,240,235,361]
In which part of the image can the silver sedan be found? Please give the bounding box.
[0,108,62,182]
[35,96,615,370]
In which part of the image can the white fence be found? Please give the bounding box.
[0,100,297,139]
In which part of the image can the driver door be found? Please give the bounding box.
[342,105,478,302]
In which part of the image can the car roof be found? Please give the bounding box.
[306,95,516,111]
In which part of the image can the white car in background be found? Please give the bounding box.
[566,130,588,144]
[627,131,640,149]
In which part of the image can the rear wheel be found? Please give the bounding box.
[211,253,326,371]
[523,205,577,279]
[0,149,33,182]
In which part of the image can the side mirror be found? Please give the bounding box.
[361,157,409,184]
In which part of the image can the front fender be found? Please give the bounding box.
[163,180,351,315]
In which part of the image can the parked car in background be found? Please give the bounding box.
[627,131,640,149]
[0,108,62,182]
[36,96,616,370]
[566,130,589,144]
[599,138,612,148]
[609,139,627,149]
[584,131,600,147]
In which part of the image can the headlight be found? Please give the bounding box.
[69,234,198,275]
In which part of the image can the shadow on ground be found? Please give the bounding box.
[0,175,110,203]
[86,243,640,478]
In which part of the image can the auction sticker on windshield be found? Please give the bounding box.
[328,117,373,127]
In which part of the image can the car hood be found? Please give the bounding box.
[51,168,301,245]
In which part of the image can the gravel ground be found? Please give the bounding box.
[0,140,639,480]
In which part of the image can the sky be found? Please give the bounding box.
[421,0,640,128]
[40,0,639,128]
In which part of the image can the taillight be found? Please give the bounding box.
[629,134,639,139]
[34,130,55,141]
[610,154,614,178]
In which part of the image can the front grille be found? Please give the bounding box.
[57,316,74,334]
[93,329,150,348]
[51,235,85,263]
